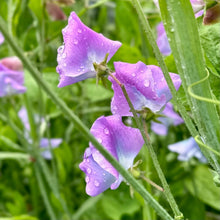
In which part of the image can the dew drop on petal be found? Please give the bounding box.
[58,45,64,53]
[132,73,136,77]
[73,39,78,45]
[97,138,102,143]
[144,80,149,87]
[63,63,67,67]
[86,158,90,163]
[87,168,92,174]
[62,53,66,59]
[94,180,100,187]
[85,176,90,183]
[104,127,109,134]
[78,29,82,33]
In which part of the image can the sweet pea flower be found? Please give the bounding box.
[79,115,144,196]
[56,12,121,87]
[168,137,207,163]
[0,32,4,45]
[155,0,204,55]
[0,57,26,97]
[18,107,62,160]
[151,102,184,136]
[109,61,181,116]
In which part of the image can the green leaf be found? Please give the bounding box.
[185,165,220,210]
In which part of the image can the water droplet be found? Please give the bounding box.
[58,45,64,53]
[101,42,104,46]
[85,176,90,182]
[94,180,100,187]
[170,28,174,32]
[102,173,106,176]
[77,29,82,33]
[73,39,78,45]
[86,158,90,163]
[144,80,149,87]
[97,138,102,143]
[132,73,136,77]
[63,63,67,67]
[87,168,92,174]
[140,70,144,73]
[62,53,66,59]
[104,128,109,134]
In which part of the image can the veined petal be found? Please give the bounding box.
[110,62,181,116]
[56,12,121,87]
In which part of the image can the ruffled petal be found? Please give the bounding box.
[89,115,144,184]
[57,12,121,87]
[110,62,181,116]
[79,148,116,196]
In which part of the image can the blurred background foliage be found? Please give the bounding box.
[0,0,219,219]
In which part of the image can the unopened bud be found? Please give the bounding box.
[46,2,67,21]
[0,56,23,71]
[203,3,220,25]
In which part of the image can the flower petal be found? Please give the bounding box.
[0,63,26,97]
[110,62,181,116]
[79,148,116,196]
[151,102,184,136]
[56,12,121,87]
[89,115,144,185]
[0,32,4,45]
[156,22,171,56]
[168,137,207,163]
[40,138,62,160]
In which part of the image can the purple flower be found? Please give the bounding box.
[151,102,184,136]
[109,61,181,116]
[0,32,4,45]
[168,137,207,163]
[18,107,62,160]
[190,0,205,13]
[79,115,144,196]
[56,12,121,87]
[0,57,26,97]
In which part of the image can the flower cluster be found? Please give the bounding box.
[56,12,183,196]
[18,107,62,160]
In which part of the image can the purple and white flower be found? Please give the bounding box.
[79,115,144,196]
[151,102,184,136]
[168,137,207,163]
[18,107,62,160]
[109,61,181,116]
[56,12,121,87]
[0,57,26,97]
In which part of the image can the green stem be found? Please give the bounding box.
[130,0,198,139]
[0,16,173,220]
[110,73,183,219]
[34,164,57,220]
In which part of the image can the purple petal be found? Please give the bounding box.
[168,137,207,163]
[18,107,30,131]
[40,138,62,160]
[79,148,117,196]
[190,0,205,13]
[151,102,184,136]
[80,115,144,196]
[0,32,4,45]
[0,62,26,97]
[56,12,121,87]
[156,23,171,56]
[110,62,181,116]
